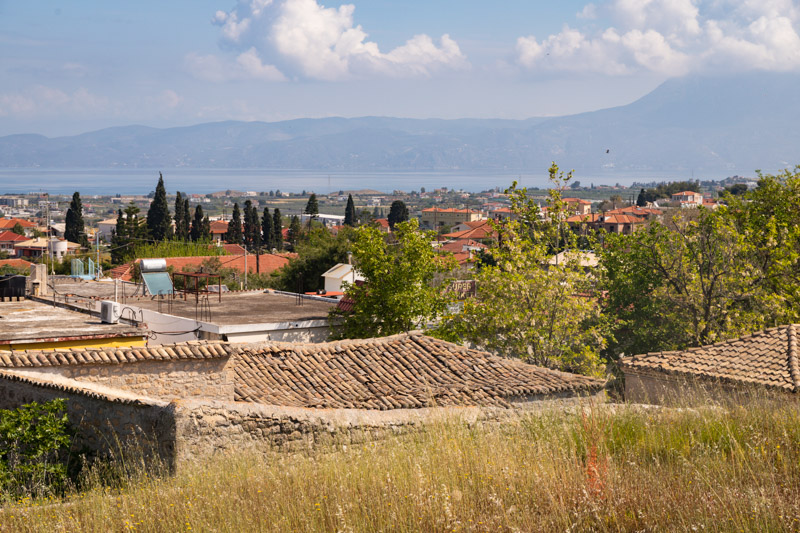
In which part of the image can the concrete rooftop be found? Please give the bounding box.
[0,299,144,344]
[132,291,336,326]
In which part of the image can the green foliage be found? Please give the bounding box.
[11,222,25,236]
[600,168,800,358]
[304,194,319,217]
[190,205,210,242]
[132,240,226,259]
[332,219,455,338]
[273,209,283,250]
[0,400,73,498]
[274,226,353,293]
[64,192,88,247]
[288,215,301,248]
[261,208,274,250]
[387,200,409,229]
[111,203,148,264]
[243,200,261,250]
[344,194,356,226]
[636,180,700,204]
[433,163,605,375]
[146,173,172,241]
[174,192,189,242]
[225,203,243,244]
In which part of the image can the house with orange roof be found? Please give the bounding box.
[562,198,592,216]
[0,218,37,237]
[0,231,29,256]
[210,220,229,243]
[671,190,704,206]
[441,220,497,241]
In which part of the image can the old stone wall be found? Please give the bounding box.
[0,372,176,466]
[20,358,234,402]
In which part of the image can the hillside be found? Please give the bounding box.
[1,72,798,173]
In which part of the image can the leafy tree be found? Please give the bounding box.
[387,200,409,229]
[636,188,647,207]
[174,192,188,242]
[724,183,749,196]
[274,226,352,293]
[183,198,191,241]
[111,203,147,264]
[243,200,261,250]
[0,399,73,497]
[433,164,605,375]
[224,203,243,244]
[262,207,274,250]
[332,219,455,338]
[146,172,172,241]
[11,223,25,236]
[344,194,356,226]
[64,192,88,247]
[273,208,283,250]
[304,194,319,218]
[288,215,301,247]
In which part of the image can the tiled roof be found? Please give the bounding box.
[210,220,229,234]
[0,218,36,229]
[0,341,234,368]
[422,208,480,214]
[163,254,289,275]
[620,325,800,393]
[0,370,163,406]
[221,244,246,255]
[0,231,29,243]
[442,220,496,240]
[562,197,591,205]
[438,240,488,254]
[234,333,604,409]
[0,258,33,269]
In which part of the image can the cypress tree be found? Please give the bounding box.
[191,205,205,242]
[225,203,243,244]
[146,172,172,241]
[202,216,211,241]
[174,192,186,241]
[262,208,274,250]
[273,208,283,250]
[344,194,356,226]
[65,191,88,247]
[288,215,301,247]
[183,198,191,241]
[304,194,319,218]
[243,200,261,250]
[387,200,409,229]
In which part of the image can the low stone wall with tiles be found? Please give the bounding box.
[19,357,234,402]
[0,371,176,466]
[170,391,606,464]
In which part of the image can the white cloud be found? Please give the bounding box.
[194,0,466,81]
[516,0,800,75]
[0,86,108,117]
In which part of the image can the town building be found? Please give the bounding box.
[14,237,81,259]
[420,208,483,230]
[671,190,704,206]
[0,231,29,255]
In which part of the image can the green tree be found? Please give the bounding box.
[332,219,455,338]
[387,200,409,229]
[304,194,319,218]
[191,205,210,242]
[344,194,356,226]
[110,203,147,263]
[433,164,605,375]
[64,192,88,247]
[288,215,301,247]
[273,208,284,250]
[262,208,274,250]
[243,200,261,250]
[225,203,243,244]
[174,192,188,242]
[11,223,25,236]
[146,173,172,241]
[275,226,352,293]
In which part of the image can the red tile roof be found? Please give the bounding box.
[562,197,591,205]
[0,218,36,230]
[221,244,246,255]
[164,254,289,275]
[422,207,481,214]
[0,231,29,243]
[438,239,488,254]
[620,325,800,393]
[0,258,33,270]
[210,220,229,234]
[442,220,496,240]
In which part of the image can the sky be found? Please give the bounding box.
[1,0,799,137]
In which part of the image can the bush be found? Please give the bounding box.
[0,399,74,498]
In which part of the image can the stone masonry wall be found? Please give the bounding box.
[20,358,234,402]
[0,374,176,466]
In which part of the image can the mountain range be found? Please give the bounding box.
[1,72,798,174]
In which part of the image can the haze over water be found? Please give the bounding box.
[0,168,721,196]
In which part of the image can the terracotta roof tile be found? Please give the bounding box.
[0,341,234,368]
[620,325,800,392]
[234,333,604,409]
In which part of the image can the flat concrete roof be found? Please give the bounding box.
[0,299,144,344]
[133,291,336,326]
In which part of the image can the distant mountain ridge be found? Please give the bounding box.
[1,73,798,173]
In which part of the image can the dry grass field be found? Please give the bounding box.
[1,398,799,532]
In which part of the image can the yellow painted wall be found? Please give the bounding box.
[0,336,146,352]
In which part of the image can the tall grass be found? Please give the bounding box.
[1,399,798,532]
